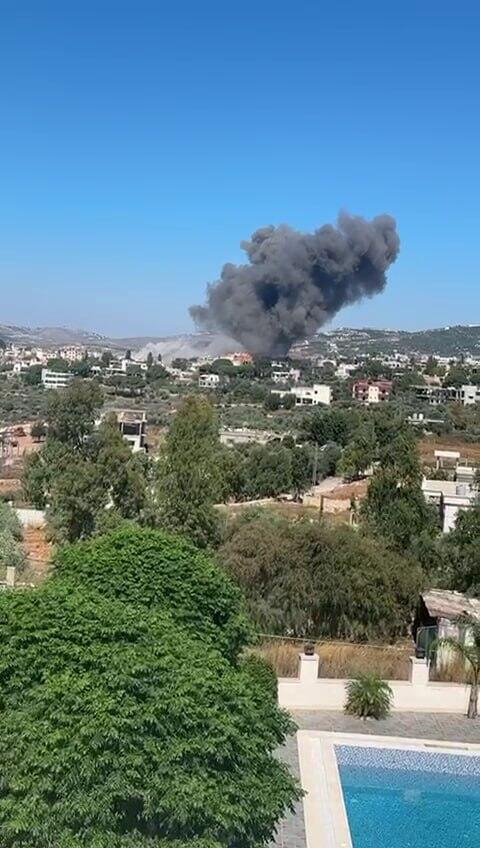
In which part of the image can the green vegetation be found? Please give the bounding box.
[157,396,223,547]
[440,507,480,596]
[0,501,25,576]
[219,441,320,502]
[360,428,439,551]
[432,615,480,719]
[0,527,299,846]
[0,376,46,421]
[220,511,423,641]
[344,675,393,720]
[23,381,149,542]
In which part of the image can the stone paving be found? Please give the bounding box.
[271,710,480,848]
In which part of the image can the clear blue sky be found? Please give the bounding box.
[1,1,479,337]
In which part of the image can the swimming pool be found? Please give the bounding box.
[336,744,480,848]
[297,732,480,848]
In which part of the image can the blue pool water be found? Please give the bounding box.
[335,745,480,848]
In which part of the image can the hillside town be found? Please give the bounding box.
[2,326,480,591]
[1,4,480,848]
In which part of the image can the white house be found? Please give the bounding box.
[335,362,357,379]
[272,368,301,384]
[41,369,73,389]
[458,384,480,405]
[421,477,478,532]
[198,373,220,389]
[293,384,332,406]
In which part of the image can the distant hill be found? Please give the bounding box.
[293,325,480,359]
[1,322,480,359]
[0,324,110,347]
[0,324,236,360]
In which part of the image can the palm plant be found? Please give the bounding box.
[432,614,480,719]
[344,674,393,720]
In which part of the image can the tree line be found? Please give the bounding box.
[22,383,480,638]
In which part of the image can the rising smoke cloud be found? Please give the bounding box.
[190,212,400,356]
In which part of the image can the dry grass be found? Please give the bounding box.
[253,638,412,681]
[253,638,472,684]
[419,435,480,466]
[430,656,472,684]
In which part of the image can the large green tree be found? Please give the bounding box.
[441,506,480,596]
[338,418,377,480]
[302,407,359,447]
[22,382,148,541]
[360,427,439,551]
[46,379,103,448]
[157,396,222,547]
[220,512,423,641]
[0,528,298,847]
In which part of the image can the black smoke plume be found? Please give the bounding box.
[190,212,400,356]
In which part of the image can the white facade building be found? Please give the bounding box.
[422,478,478,532]
[293,384,332,406]
[458,384,480,405]
[41,369,73,389]
[272,368,301,384]
[335,362,357,379]
[198,373,220,389]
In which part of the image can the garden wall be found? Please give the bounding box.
[278,653,471,714]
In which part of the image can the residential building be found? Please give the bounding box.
[224,352,253,366]
[116,410,147,452]
[458,384,480,405]
[55,346,86,362]
[421,477,478,532]
[352,380,392,404]
[413,385,457,405]
[198,373,220,389]
[172,370,195,384]
[407,412,444,427]
[272,368,301,384]
[434,449,461,470]
[335,362,357,379]
[293,384,332,406]
[41,369,72,389]
[12,361,34,374]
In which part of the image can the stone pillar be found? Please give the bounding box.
[298,652,319,683]
[409,656,429,686]
[6,566,16,588]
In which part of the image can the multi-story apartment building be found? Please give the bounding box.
[41,369,73,389]
[198,373,221,389]
[352,380,392,404]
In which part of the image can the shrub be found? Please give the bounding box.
[242,652,279,700]
[344,674,393,720]
[0,501,23,540]
[54,527,252,660]
[220,513,423,641]
[0,529,26,573]
[0,528,299,846]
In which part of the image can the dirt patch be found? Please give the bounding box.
[419,435,480,466]
[0,478,22,494]
[19,525,53,586]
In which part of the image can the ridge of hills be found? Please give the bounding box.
[1,322,480,360]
